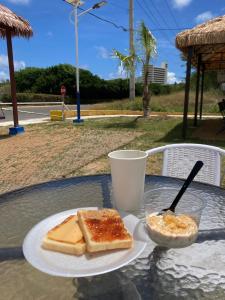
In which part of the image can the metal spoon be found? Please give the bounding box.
[158,160,204,215]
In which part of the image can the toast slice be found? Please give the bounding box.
[42,215,86,256]
[77,209,133,253]
[42,236,86,256]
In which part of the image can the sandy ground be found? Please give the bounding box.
[0,118,224,194]
[0,123,144,194]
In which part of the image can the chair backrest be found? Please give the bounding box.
[146,143,225,186]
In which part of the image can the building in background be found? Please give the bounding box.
[138,62,168,84]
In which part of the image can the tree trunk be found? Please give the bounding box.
[142,64,151,117]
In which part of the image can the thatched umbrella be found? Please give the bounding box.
[176,15,225,138]
[0,4,33,134]
[176,15,225,46]
[176,16,225,69]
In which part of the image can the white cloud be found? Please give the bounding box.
[167,72,181,84]
[195,11,215,23]
[0,71,8,82]
[80,64,89,70]
[108,65,127,79]
[14,60,26,70]
[7,0,30,4]
[95,46,110,59]
[0,55,9,69]
[173,0,192,8]
[0,54,26,81]
[0,55,25,71]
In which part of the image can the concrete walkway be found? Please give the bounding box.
[0,112,222,127]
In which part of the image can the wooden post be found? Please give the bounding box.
[194,54,201,126]
[182,46,193,139]
[6,29,18,128]
[199,65,205,120]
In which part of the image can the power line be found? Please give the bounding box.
[78,7,128,32]
[143,0,175,43]
[135,0,186,32]
[150,0,172,29]
[78,6,190,34]
[163,0,180,28]
[136,0,175,46]
[136,0,162,29]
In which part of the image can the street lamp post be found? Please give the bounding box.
[64,0,107,124]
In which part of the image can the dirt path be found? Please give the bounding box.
[0,123,143,194]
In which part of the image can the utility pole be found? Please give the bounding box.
[129,0,135,100]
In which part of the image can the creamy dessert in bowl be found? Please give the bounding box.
[146,211,198,248]
[144,188,205,248]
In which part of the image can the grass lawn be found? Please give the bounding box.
[92,90,222,114]
[0,116,224,194]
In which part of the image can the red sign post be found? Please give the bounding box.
[61,85,66,121]
[60,85,66,96]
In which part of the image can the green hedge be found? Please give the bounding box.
[0,93,61,103]
[0,84,179,104]
[1,64,221,105]
[0,63,188,104]
[11,64,182,103]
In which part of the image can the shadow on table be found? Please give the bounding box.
[143,228,225,299]
[73,272,141,300]
[0,247,24,261]
[196,228,225,242]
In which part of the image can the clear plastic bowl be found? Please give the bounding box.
[144,187,206,248]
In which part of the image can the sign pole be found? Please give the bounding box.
[61,85,66,120]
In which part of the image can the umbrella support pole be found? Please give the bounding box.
[9,126,25,135]
[6,29,24,135]
[182,46,193,139]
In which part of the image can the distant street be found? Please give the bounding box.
[0,104,91,122]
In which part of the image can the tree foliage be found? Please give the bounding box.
[113,21,157,117]
[190,70,219,91]
[14,64,133,102]
[15,64,102,95]
[11,63,182,104]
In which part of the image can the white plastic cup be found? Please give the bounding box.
[108,150,148,211]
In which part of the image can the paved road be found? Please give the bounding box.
[0,104,221,127]
[0,104,91,122]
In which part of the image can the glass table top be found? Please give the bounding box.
[0,174,225,300]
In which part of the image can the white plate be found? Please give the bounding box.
[23,207,147,277]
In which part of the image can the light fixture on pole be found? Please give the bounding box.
[64,0,107,123]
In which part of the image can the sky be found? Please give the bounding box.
[0,0,225,84]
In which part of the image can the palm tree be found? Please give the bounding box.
[139,22,157,116]
[113,21,156,117]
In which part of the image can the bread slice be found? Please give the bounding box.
[47,215,83,244]
[42,215,86,255]
[42,236,86,256]
[77,209,133,253]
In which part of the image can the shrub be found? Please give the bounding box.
[1,93,61,103]
[13,64,174,103]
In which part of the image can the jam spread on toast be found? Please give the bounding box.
[85,217,130,242]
